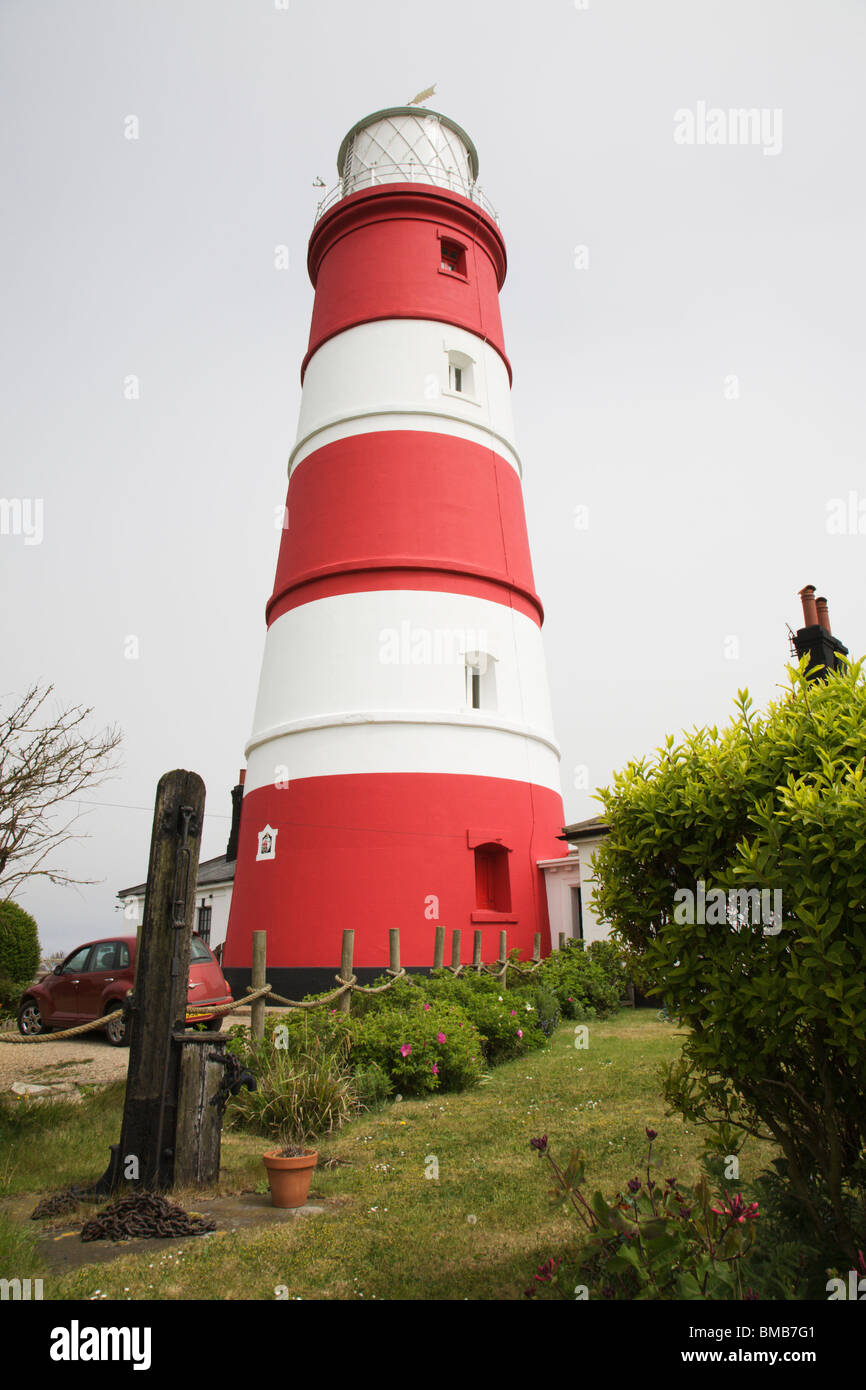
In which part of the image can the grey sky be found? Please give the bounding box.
[2,0,864,952]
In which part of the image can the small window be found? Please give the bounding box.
[466,651,495,710]
[446,350,475,398]
[474,844,511,912]
[440,239,467,276]
[190,936,213,962]
[197,902,212,944]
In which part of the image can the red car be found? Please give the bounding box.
[17,934,233,1046]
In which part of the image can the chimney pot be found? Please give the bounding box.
[815,596,831,633]
[799,584,818,627]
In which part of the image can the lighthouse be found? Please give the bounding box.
[222,107,566,996]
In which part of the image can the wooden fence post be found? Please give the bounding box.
[389,928,401,974]
[558,932,566,951]
[433,925,445,970]
[498,930,508,985]
[472,930,482,971]
[251,930,267,1041]
[533,932,541,963]
[450,928,461,969]
[114,769,205,1191]
[338,929,354,1013]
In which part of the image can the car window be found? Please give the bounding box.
[90,941,118,972]
[62,946,93,974]
[189,937,213,963]
[117,942,131,968]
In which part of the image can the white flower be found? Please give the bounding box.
[466,1214,477,1224]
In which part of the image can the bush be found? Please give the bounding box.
[532,985,561,1038]
[0,901,40,991]
[351,1061,394,1111]
[536,945,621,1020]
[421,971,546,1063]
[348,997,484,1096]
[591,661,866,1255]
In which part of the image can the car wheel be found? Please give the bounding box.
[104,1004,129,1047]
[18,999,49,1036]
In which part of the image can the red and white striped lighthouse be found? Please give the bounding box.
[223,107,566,994]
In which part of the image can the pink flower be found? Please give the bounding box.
[437,1031,446,1043]
[510,1010,516,1016]
[423,1002,430,1011]
[432,1062,439,1075]
[400,1043,412,1057]
[517,1029,523,1038]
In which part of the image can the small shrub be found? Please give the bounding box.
[422,971,546,1062]
[532,985,561,1038]
[225,1024,360,1147]
[352,1061,394,1111]
[536,945,621,1020]
[0,901,40,994]
[348,998,484,1096]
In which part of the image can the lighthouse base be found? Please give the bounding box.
[222,770,565,983]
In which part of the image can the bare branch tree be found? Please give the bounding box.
[0,684,123,900]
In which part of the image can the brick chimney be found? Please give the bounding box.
[792,586,848,681]
[225,769,246,862]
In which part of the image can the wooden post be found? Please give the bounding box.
[472,930,482,971]
[251,930,267,1041]
[450,928,461,969]
[116,770,205,1191]
[433,925,445,970]
[175,1038,226,1186]
[498,929,508,985]
[533,932,541,963]
[558,931,566,951]
[338,929,354,1014]
[389,928,400,974]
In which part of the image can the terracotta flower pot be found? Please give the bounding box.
[262,1149,318,1208]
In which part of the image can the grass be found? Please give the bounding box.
[0,1011,776,1300]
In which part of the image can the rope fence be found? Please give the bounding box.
[1,925,560,1045]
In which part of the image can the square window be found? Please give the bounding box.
[439,238,467,276]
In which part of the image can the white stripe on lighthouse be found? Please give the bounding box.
[243,588,561,793]
[291,319,521,476]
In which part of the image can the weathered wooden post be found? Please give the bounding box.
[251,930,267,1041]
[338,929,354,1014]
[389,928,401,975]
[498,930,508,985]
[433,925,445,970]
[114,770,206,1191]
[450,928,461,970]
[472,930,482,972]
[558,931,566,951]
[533,932,541,963]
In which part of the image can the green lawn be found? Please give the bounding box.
[0,1011,775,1301]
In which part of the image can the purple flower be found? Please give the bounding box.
[627,1178,641,1194]
[645,1127,658,1142]
[530,1135,548,1152]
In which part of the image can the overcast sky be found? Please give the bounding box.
[3,0,864,953]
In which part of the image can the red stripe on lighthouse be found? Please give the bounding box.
[222,772,563,972]
[303,184,510,384]
[267,432,543,625]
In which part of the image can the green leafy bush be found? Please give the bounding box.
[421,971,546,1063]
[591,660,866,1254]
[532,985,561,1038]
[348,997,484,1096]
[0,901,40,992]
[536,945,621,1020]
[351,1061,394,1111]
